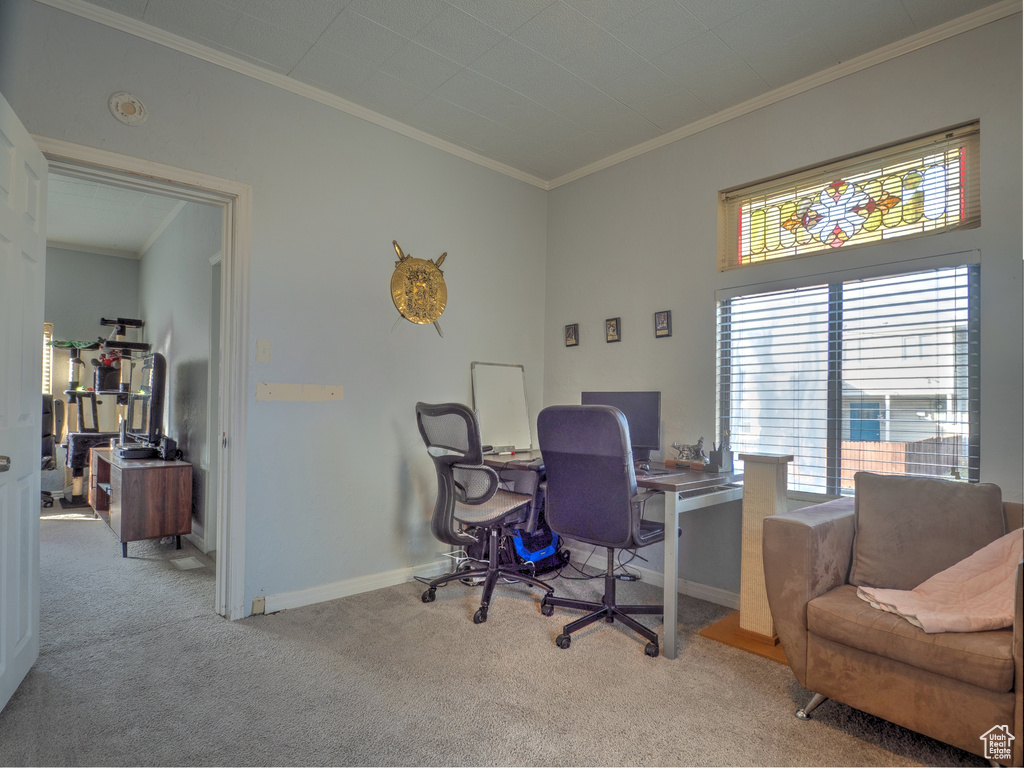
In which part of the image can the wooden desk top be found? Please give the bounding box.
[93,446,192,470]
[484,451,742,492]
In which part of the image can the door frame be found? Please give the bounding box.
[35,136,251,620]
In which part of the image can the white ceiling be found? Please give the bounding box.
[47,173,185,258]
[43,0,1013,254]
[57,0,1009,186]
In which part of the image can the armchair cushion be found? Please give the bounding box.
[808,585,1015,693]
[850,472,1005,589]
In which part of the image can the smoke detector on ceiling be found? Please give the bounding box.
[108,92,148,126]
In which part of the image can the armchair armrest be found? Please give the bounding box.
[1013,556,1022,767]
[1004,501,1023,767]
[762,498,855,685]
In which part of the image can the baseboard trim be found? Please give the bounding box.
[184,523,211,555]
[261,549,738,616]
[262,558,450,615]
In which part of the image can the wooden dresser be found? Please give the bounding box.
[88,447,192,557]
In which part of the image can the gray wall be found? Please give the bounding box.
[138,201,221,550]
[44,246,140,343]
[544,15,1023,594]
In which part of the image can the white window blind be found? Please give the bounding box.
[719,123,980,271]
[717,264,979,495]
[42,322,53,395]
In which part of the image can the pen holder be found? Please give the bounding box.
[707,450,721,473]
[709,449,732,473]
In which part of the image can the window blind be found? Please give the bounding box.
[42,322,53,396]
[717,264,979,495]
[719,123,981,271]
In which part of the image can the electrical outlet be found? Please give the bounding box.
[252,596,265,615]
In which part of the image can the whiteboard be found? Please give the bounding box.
[471,362,532,452]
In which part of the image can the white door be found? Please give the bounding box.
[0,89,47,712]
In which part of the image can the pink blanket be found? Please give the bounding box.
[857,530,1023,633]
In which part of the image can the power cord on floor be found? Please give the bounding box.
[546,545,646,582]
[615,548,643,581]
[549,545,601,580]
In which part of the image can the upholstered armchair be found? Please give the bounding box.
[763,472,1023,766]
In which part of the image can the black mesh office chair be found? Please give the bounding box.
[41,394,65,508]
[537,404,666,656]
[416,401,554,623]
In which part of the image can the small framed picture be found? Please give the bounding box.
[654,310,672,338]
[605,317,621,343]
[564,323,579,347]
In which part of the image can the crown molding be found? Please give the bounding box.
[46,240,140,259]
[34,0,1021,192]
[139,200,188,257]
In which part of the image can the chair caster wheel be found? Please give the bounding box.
[473,607,487,624]
[421,589,436,603]
[540,599,554,617]
[556,634,571,649]
[644,642,659,658]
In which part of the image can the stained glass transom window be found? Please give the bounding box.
[719,124,979,271]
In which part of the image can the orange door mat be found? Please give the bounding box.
[700,611,789,665]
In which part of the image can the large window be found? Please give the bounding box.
[717,264,979,495]
[718,124,980,271]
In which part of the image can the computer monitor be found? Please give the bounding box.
[580,390,661,462]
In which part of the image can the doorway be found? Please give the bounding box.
[45,177,220,548]
[37,136,251,619]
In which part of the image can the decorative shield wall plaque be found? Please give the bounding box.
[390,240,446,336]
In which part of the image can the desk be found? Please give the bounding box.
[89,447,192,558]
[485,451,741,659]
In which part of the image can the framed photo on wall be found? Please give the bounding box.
[605,317,621,343]
[654,310,672,338]
[564,323,579,347]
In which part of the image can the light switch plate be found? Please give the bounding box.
[255,338,271,363]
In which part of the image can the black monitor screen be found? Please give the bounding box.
[581,391,661,461]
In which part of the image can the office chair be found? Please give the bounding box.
[415,401,554,623]
[41,394,66,508]
[537,405,666,656]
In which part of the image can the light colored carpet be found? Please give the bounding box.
[0,508,985,766]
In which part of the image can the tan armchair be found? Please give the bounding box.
[763,472,1023,766]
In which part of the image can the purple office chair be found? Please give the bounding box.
[415,402,554,624]
[537,404,666,656]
